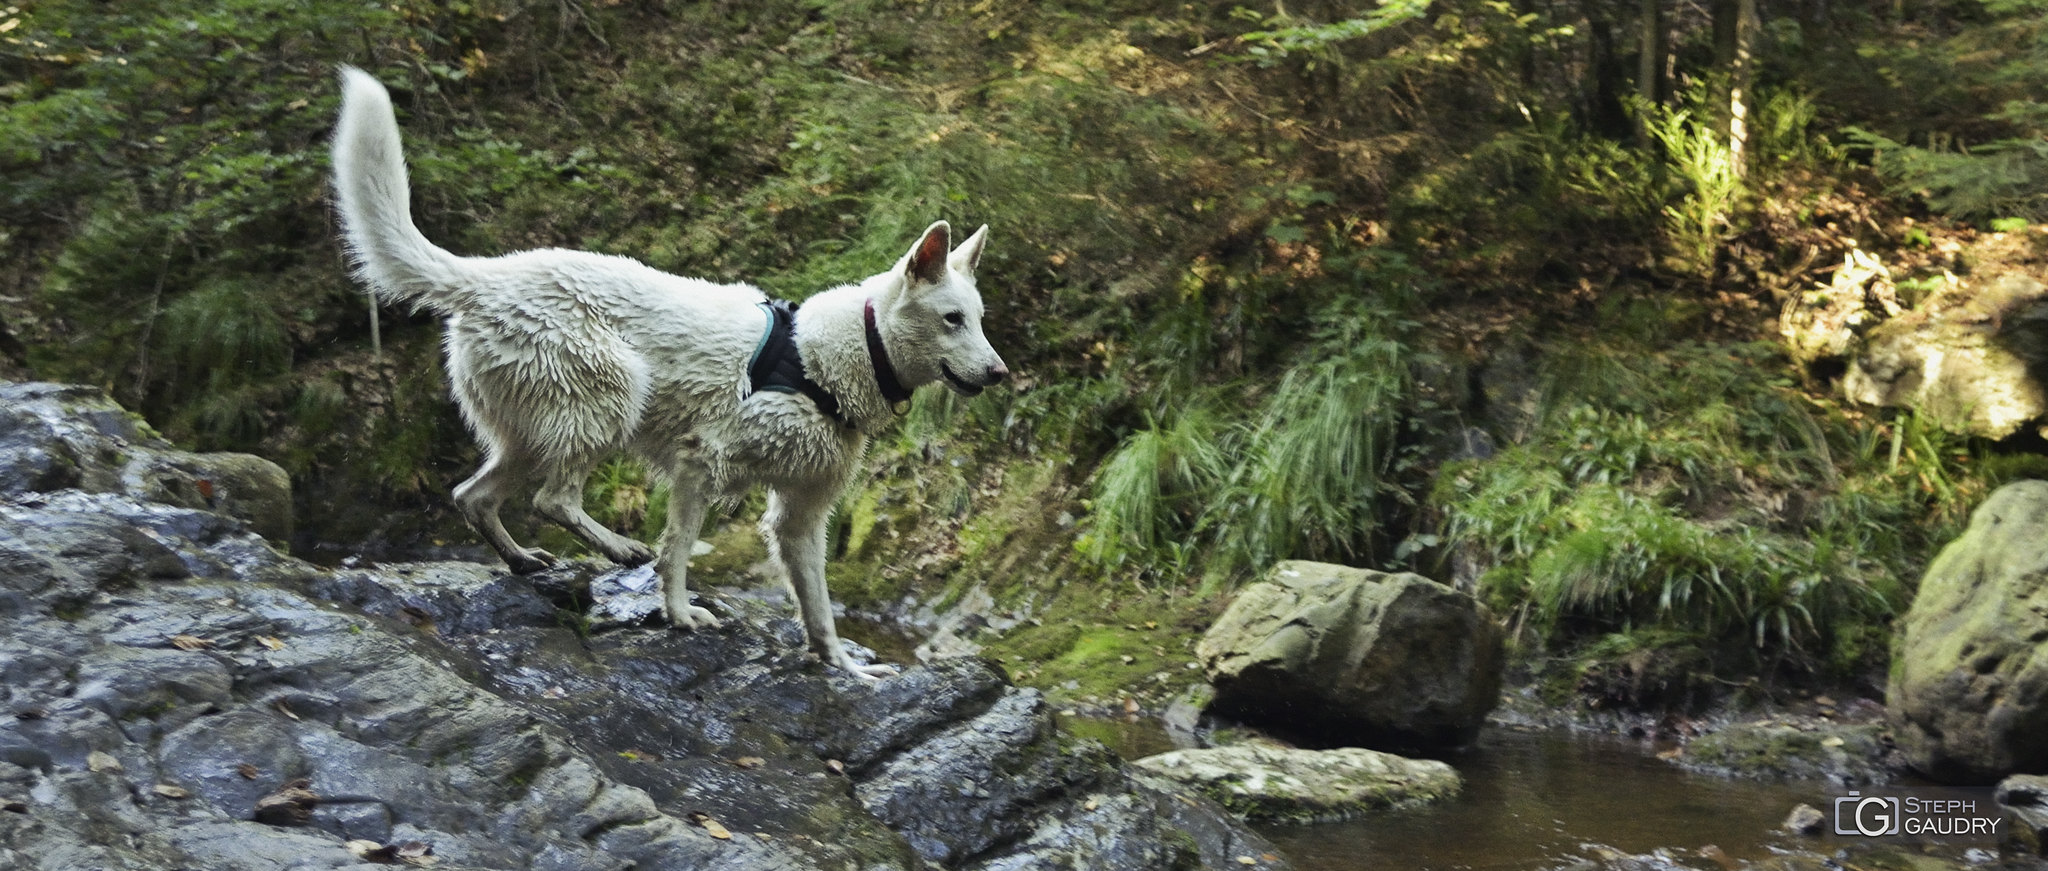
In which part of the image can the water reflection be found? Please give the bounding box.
[1257,728,1824,871]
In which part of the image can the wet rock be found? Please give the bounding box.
[0,382,292,540]
[1889,481,2048,784]
[1130,742,1460,824]
[1675,719,1894,786]
[1783,803,1826,835]
[0,382,1284,870]
[1197,560,1504,750]
[1998,774,2048,856]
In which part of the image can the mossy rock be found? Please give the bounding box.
[1131,743,1461,824]
[1678,720,1893,786]
[1888,480,2048,783]
[1198,560,1504,750]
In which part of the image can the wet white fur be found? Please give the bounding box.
[330,67,1006,680]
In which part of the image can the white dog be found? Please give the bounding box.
[329,68,1007,679]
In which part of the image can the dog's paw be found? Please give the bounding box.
[835,656,899,682]
[506,548,559,574]
[610,540,655,566]
[665,603,721,631]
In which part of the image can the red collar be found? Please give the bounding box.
[864,299,913,408]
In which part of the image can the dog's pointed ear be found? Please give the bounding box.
[904,221,951,288]
[948,224,989,275]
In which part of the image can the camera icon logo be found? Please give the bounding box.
[1834,791,1902,836]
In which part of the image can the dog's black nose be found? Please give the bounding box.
[988,363,1009,384]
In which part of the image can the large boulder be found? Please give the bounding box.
[1889,480,2048,783]
[1197,561,1504,750]
[1130,743,1460,824]
[1837,261,2048,440]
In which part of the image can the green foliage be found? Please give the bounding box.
[1232,0,1435,66]
[1392,116,1661,287]
[156,277,292,399]
[1080,407,1227,572]
[1837,0,2048,222]
[1640,93,1744,275]
[1206,301,1410,576]
[1433,339,1951,669]
[1080,260,1418,585]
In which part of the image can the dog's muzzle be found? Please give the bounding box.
[941,361,1006,396]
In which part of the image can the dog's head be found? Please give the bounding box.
[878,221,1008,397]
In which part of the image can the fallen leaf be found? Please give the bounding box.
[395,841,437,866]
[1821,735,1846,748]
[1237,857,1258,866]
[1144,621,1158,629]
[687,811,734,840]
[256,636,285,651]
[1084,797,1100,811]
[731,756,765,770]
[169,634,213,651]
[1262,854,1279,862]
[87,751,123,773]
[153,784,190,799]
[237,763,260,780]
[273,700,300,721]
[253,779,319,826]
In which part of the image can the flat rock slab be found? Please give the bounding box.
[1131,744,1461,824]
[1674,719,1895,787]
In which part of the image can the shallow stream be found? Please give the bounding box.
[1066,717,1991,871]
[1257,727,1821,870]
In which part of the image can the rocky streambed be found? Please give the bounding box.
[0,381,1284,870]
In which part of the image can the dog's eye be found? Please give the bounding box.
[943,312,966,327]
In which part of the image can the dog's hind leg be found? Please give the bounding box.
[654,470,720,630]
[454,451,557,574]
[533,462,656,566]
[763,485,897,681]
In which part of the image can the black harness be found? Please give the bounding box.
[748,299,846,424]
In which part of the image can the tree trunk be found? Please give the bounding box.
[1711,0,1758,177]
[1637,0,1664,106]
[1636,0,1666,146]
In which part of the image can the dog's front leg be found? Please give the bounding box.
[764,487,897,681]
[655,472,720,630]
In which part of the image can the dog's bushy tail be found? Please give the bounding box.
[331,67,463,309]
